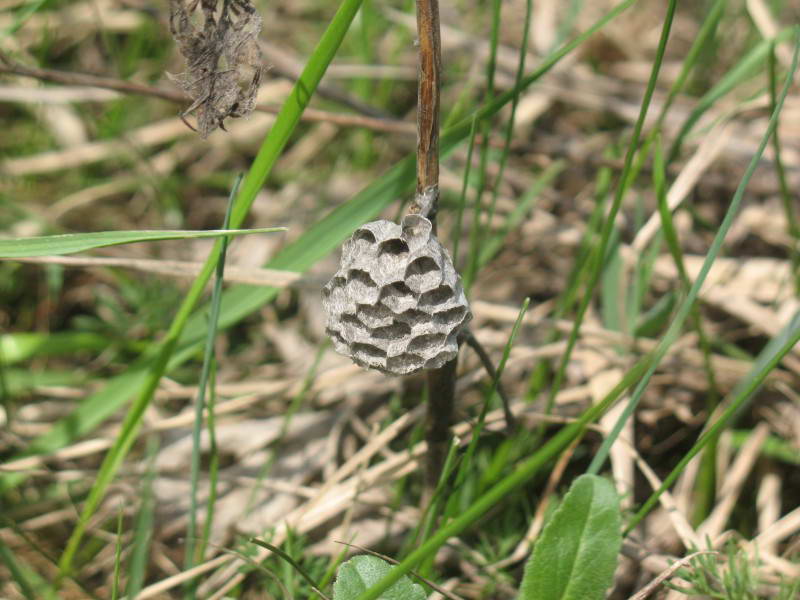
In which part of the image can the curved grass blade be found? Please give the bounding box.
[55,0,368,578]
[542,0,677,419]
[351,355,654,600]
[594,30,800,491]
[626,309,800,534]
[184,175,240,586]
[0,228,285,258]
[667,26,794,162]
[0,0,636,505]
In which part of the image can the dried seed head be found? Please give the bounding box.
[322,214,471,376]
[168,0,262,137]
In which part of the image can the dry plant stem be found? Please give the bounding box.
[413,0,452,499]
[412,0,441,219]
[0,52,414,135]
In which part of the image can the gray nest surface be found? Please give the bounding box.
[322,214,471,376]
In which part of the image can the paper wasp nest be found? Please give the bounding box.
[322,214,471,376]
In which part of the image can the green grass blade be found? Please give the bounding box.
[486,0,530,244]
[544,0,677,416]
[0,228,285,258]
[768,40,800,291]
[111,507,123,600]
[352,356,654,600]
[0,0,635,501]
[125,438,157,599]
[184,176,239,587]
[477,161,564,269]
[453,298,529,495]
[667,27,794,162]
[0,332,110,365]
[55,0,367,578]
[590,29,800,478]
[0,536,38,599]
[626,309,800,534]
[451,114,478,263]
[651,0,725,131]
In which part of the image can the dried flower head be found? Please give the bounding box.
[322,214,471,376]
[168,0,262,137]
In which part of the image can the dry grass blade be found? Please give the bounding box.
[7,255,301,287]
[169,0,263,137]
[627,551,717,600]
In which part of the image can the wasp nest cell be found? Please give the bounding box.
[322,214,471,376]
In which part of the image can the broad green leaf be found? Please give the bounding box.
[0,228,285,258]
[333,556,425,600]
[518,475,622,600]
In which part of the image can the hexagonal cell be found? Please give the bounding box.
[340,312,369,333]
[424,350,456,370]
[379,238,409,256]
[372,321,412,339]
[357,303,394,328]
[400,214,432,251]
[379,282,417,313]
[418,284,453,307]
[352,228,377,245]
[432,306,468,326]
[347,269,377,288]
[407,333,446,353]
[385,353,424,375]
[395,308,426,327]
[327,329,349,352]
[404,255,441,293]
[351,342,386,360]
[346,269,380,304]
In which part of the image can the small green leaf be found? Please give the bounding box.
[0,228,286,258]
[519,474,622,600]
[333,556,425,600]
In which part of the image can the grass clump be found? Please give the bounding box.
[1,0,799,598]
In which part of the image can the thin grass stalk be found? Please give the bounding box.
[464,0,502,289]
[185,176,239,589]
[768,40,799,292]
[525,156,613,402]
[452,299,529,492]
[198,367,219,564]
[653,136,720,522]
[667,26,794,163]
[485,0,532,241]
[112,510,123,600]
[125,437,157,599]
[353,354,655,600]
[451,114,477,261]
[593,30,800,480]
[542,0,677,421]
[55,0,366,578]
[416,437,460,577]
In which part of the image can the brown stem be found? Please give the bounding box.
[412,0,441,223]
[0,51,414,136]
[414,0,452,500]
